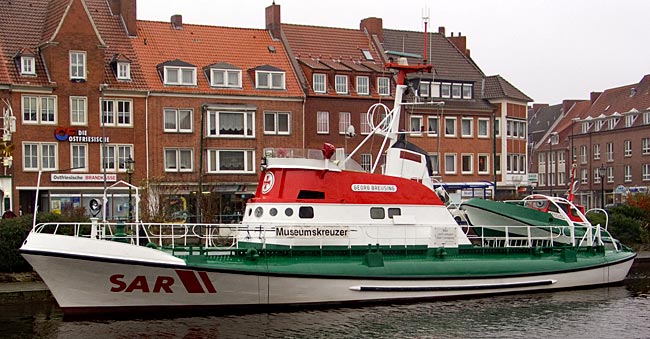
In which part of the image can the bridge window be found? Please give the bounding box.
[370,207,385,219]
[299,206,314,219]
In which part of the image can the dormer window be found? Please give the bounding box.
[462,84,473,99]
[377,77,390,96]
[625,114,637,127]
[313,74,327,93]
[159,59,197,86]
[211,69,242,88]
[70,51,86,81]
[21,56,35,75]
[117,62,131,80]
[595,120,605,131]
[356,76,369,95]
[254,65,285,90]
[581,122,592,133]
[608,117,620,130]
[335,75,348,94]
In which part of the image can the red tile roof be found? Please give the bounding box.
[41,0,73,44]
[484,75,533,102]
[132,20,302,97]
[581,75,650,120]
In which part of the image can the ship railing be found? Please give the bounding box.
[466,223,605,249]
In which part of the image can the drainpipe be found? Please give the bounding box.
[198,104,207,223]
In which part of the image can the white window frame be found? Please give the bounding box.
[410,116,423,136]
[101,99,133,127]
[419,81,430,97]
[377,77,390,96]
[255,71,285,89]
[207,110,255,138]
[207,149,255,174]
[317,111,329,134]
[360,113,371,135]
[625,114,637,127]
[608,118,619,130]
[644,111,650,125]
[461,117,473,137]
[624,140,632,157]
[461,154,473,174]
[71,144,87,171]
[164,108,193,133]
[264,111,290,135]
[429,153,439,175]
[69,51,86,80]
[593,144,600,160]
[313,74,327,93]
[101,144,133,172]
[22,95,57,125]
[477,118,489,138]
[594,168,601,184]
[335,75,348,94]
[462,84,473,99]
[624,165,632,182]
[356,76,369,95]
[643,138,650,155]
[444,117,457,137]
[452,83,462,99]
[361,154,372,172]
[478,154,489,174]
[338,112,351,135]
[21,56,36,75]
[117,62,131,80]
[70,96,87,126]
[581,168,588,184]
[643,164,650,181]
[606,142,614,162]
[23,142,57,171]
[211,69,242,88]
[427,116,439,136]
[607,167,614,183]
[164,148,194,172]
[431,82,441,98]
[441,83,451,98]
[164,66,197,86]
[494,118,501,137]
[444,153,457,174]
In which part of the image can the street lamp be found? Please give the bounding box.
[125,156,135,222]
[598,164,606,209]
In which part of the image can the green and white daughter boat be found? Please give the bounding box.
[20,60,635,317]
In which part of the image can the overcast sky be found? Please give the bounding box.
[137,0,650,104]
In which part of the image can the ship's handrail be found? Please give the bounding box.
[30,218,614,252]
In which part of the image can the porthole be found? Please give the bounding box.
[285,208,294,217]
[254,207,263,217]
[270,208,278,216]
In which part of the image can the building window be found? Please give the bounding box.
[377,77,390,96]
[101,99,132,127]
[356,76,370,95]
[71,144,87,171]
[441,83,451,98]
[444,117,456,137]
[461,154,473,174]
[624,140,632,157]
[427,116,439,136]
[211,69,242,88]
[361,154,372,172]
[117,62,131,80]
[477,118,489,138]
[594,168,601,184]
[313,74,326,93]
[164,148,193,172]
[643,138,650,155]
[207,111,254,138]
[558,171,566,186]
[593,144,600,160]
[625,114,637,127]
[580,145,587,164]
[419,81,430,97]
[23,143,57,171]
[255,71,285,89]
[317,111,329,134]
[264,111,290,135]
[462,84,473,99]
[461,118,473,137]
[608,118,620,130]
[444,153,457,174]
[452,83,462,99]
[643,164,650,181]
[360,113,371,135]
[624,165,632,182]
[581,122,592,133]
[164,108,193,133]
[607,167,614,183]
[335,75,348,94]
[101,144,133,172]
[21,56,36,75]
[338,112,351,135]
[606,142,614,162]
[595,120,604,132]
[644,112,650,125]
[431,82,441,97]
[494,118,501,137]
[478,154,489,174]
[429,153,439,174]
[70,97,87,126]
[70,51,86,80]
[495,154,501,174]
[207,149,255,173]
[581,168,588,184]
[22,95,56,124]
[410,116,423,135]
[164,66,196,86]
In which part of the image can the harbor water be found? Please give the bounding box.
[3,261,649,339]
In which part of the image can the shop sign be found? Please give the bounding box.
[51,173,117,182]
[55,127,110,143]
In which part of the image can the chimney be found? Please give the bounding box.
[171,14,183,30]
[448,32,468,57]
[265,3,281,40]
[590,91,602,103]
[360,17,383,43]
[438,26,445,35]
[109,0,137,36]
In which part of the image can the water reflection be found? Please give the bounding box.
[3,263,649,339]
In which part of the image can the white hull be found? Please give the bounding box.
[21,233,634,315]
